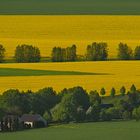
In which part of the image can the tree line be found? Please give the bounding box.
[0,42,140,63]
[1,84,140,131]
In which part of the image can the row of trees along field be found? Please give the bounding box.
[1,42,140,63]
[1,84,140,131]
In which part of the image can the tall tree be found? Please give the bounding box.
[86,42,108,61]
[0,44,5,63]
[110,87,116,97]
[15,44,41,63]
[130,84,137,93]
[134,46,140,60]
[117,43,133,60]
[120,86,126,96]
[100,88,106,96]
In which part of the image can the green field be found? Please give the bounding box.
[0,0,140,15]
[0,68,97,77]
[0,121,140,140]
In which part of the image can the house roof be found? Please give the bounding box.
[20,114,44,122]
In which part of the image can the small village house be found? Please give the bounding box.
[20,114,47,128]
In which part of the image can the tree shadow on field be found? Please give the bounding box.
[0,68,111,77]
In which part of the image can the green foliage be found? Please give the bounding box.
[15,44,41,63]
[67,86,90,110]
[1,89,31,114]
[130,84,136,93]
[100,109,112,121]
[0,108,5,120]
[133,107,140,121]
[107,107,122,119]
[110,87,116,97]
[86,103,101,121]
[122,111,131,120]
[86,42,108,61]
[0,44,5,63]
[120,86,126,96]
[76,106,86,122]
[51,87,89,122]
[43,111,52,123]
[51,45,77,62]
[89,90,101,105]
[134,46,140,60]
[51,94,77,122]
[31,87,58,115]
[100,107,122,121]
[100,88,106,96]
[117,43,133,60]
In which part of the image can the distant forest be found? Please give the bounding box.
[0,0,140,15]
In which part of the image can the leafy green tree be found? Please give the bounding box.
[76,106,86,122]
[0,108,5,131]
[15,44,41,63]
[130,84,137,93]
[128,90,140,108]
[86,42,108,61]
[117,43,133,60]
[120,86,126,96]
[100,88,106,96]
[110,87,116,97]
[66,45,77,61]
[51,47,63,62]
[122,111,131,120]
[67,86,90,110]
[134,46,140,60]
[51,94,77,122]
[133,107,140,121]
[100,109,112,121]
[0,44,5,63]
[43,111,52,123]
[51,45,77,62]
[86,103,101,121]
[31,87,58,115]
[89,90,101,105]
[1,89,30,114]
[107,107,122,120]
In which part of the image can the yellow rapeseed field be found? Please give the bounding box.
[0,15,140,58]
[0,61,140,95]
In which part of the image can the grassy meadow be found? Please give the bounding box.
[0,0,140,15]
[0,121,140,140]
[1,16,140,59]
[0,61,139,94]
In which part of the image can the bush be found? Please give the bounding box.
[122,111,131,120]
[43,111,52,123]
[86,103,101,122]
[100,109,112,121]
[132,107,140,121]
[76,106,86,122]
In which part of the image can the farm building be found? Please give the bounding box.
[20,114,47,128]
